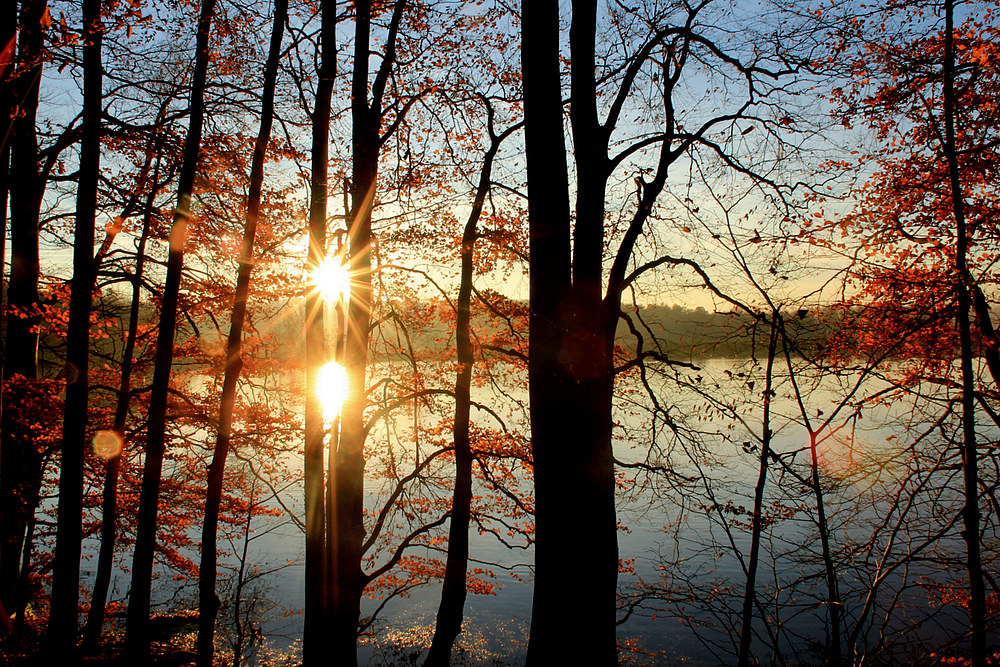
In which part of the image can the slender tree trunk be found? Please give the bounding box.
[778,325,844,665]
[325,230,344,625]
[330,3,376,661]
[125,0,217,658]
[231,495,255,667]
[943,2,986,664]
[425,109,518,666]
[810,432,843,667]
[82,154,159,652]
[737,317,778,667]
[48,0,103,652]
[522,1,617,662]
[1,0,45,611]
[0,0,14,406]
[83,104,169,650]
[12,508,33,636]
[303,1,335,664]
[196,3,286,665]
[0,0,14,632]
[326,1,405,662]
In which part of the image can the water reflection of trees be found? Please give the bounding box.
[617,314,999,664]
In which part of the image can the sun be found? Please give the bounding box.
[317,361,349,421]
[310,258,350,303]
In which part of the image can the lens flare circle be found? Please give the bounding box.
[92,430,123,460]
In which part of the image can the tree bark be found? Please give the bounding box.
[329,2,377,661]
[303,1,335,664]
[425,107,518,667]
[48,0,102,652]
[737,317,778,667]
[325,2,406,663]
[1,0,46,612]
[522,1,618,663]
[0,0,11,629]
[124,0,217,658]
[0,0,14,410]
[196,2,286,664]
[82,145,160,653]
[943,2,986,664]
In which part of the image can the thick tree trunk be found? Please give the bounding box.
[48,0,102,651]
[1,0,45,612]
[943,2,986,664]
[522,2,618,663]
[326,1,406,662]
[196,2,286,664]
[303,1,335,664]
[0,0,9,627]
[0,0,14,410]
[124,0,217,658]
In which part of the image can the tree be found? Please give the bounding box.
[520,1,800,660]
[425,96,522,666]
[2,0,47,612]
[303,1,336,662]
[83,92,179,652]
[196,1,287,664]
[47,0,103,652]
[815,2,1000,661]
[125,0,218,657]
[327,2,411,663]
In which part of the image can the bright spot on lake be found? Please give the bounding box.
[318,361,349,421]
[92,430,123,459]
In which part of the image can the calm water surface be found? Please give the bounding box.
[82,358,989,665]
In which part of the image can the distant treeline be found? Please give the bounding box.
[67,295,852,367]
[66,293,901,368]
[614,304,832,359]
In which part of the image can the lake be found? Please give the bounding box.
[81,357,996,665]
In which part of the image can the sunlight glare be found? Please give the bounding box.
[318,361,349,422]
[310,258,350,303]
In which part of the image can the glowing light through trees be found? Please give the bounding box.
[317,361,348,422]
[310,258,350,303]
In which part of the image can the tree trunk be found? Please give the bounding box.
[82,149,159,652]
[326,1,406,662]
[12,508,34,636]
[942,2,986,664]
[48,0,102,651]
[124,0,217,658]
[0,0,14,409]
[1,0,45,611]
[521,2,618,663]
[737,317,779,667]
[329,3,377,661]
[425,108,517,667]
[0,0,10,629]
[195,2,286,664]
[303,1,335,664]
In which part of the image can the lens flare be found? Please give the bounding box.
[318,361,349,422]
[310,258,350,303]
[92,430,123,460]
